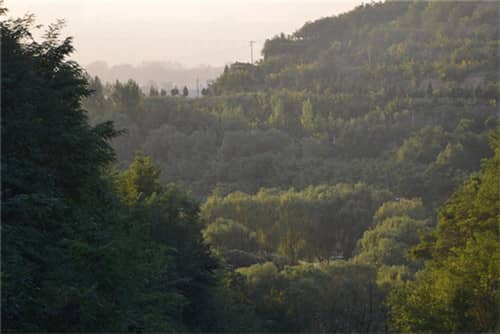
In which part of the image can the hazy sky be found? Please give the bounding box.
[7,0,362,67]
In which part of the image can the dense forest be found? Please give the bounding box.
[2,1,499,333]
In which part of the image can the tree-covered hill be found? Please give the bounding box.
[80,4,499,331]
[3,1,499,332]
[212,1,499,96]
[85,1,498,210]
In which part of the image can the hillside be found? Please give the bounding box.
[212,1,498,95]
[85,2,498,207]
[4,1,499,332]
[74,1,500,332]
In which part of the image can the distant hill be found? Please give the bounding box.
[86,60,223,93]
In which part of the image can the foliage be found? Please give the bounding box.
[202,184,391,263]
[203,218,258,254]
[1,14,220,332]
[1,13,123,332]
[235,261,387,332]
[388,134,500,332]
[4,1,499,332]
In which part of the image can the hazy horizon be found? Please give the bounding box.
[7,0,362,68]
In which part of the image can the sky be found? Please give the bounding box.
[6,0,362,67]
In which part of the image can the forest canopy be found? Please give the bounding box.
[2,1,499,333]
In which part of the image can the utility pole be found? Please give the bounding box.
[249,40,256,64]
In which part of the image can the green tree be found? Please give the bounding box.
[355,215,430,267]
[111,79,142,115]
[373,198,427,224]
[396,126,448,164]
[83,76,108,117]
[115,152,161,205]
[389,134,500,333]
[268,98,287,128]
[1,13,221,332]
[1,14,123,332]
[115,152,219,331]
[300,98,315,133]
[149,86,159,96]
[203,218,258,254]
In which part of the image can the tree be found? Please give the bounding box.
[111,79,142,115]
[372,198,427,224]
[202,184,390,263]
[235,261,387,333]
[115,152,161,205]
[1,13,124,331]
[1,12,220,333]
[389,134,500,333]
[115,153,219,331]
[182,85,189,97]
[171,86,180,96]
[83,76,108,117]
[203,218,258,254]
[300,98,315,133]
[396,126,448,163]
[355,215,430,267]
[268,98,287,128]
[149,86,159,96]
